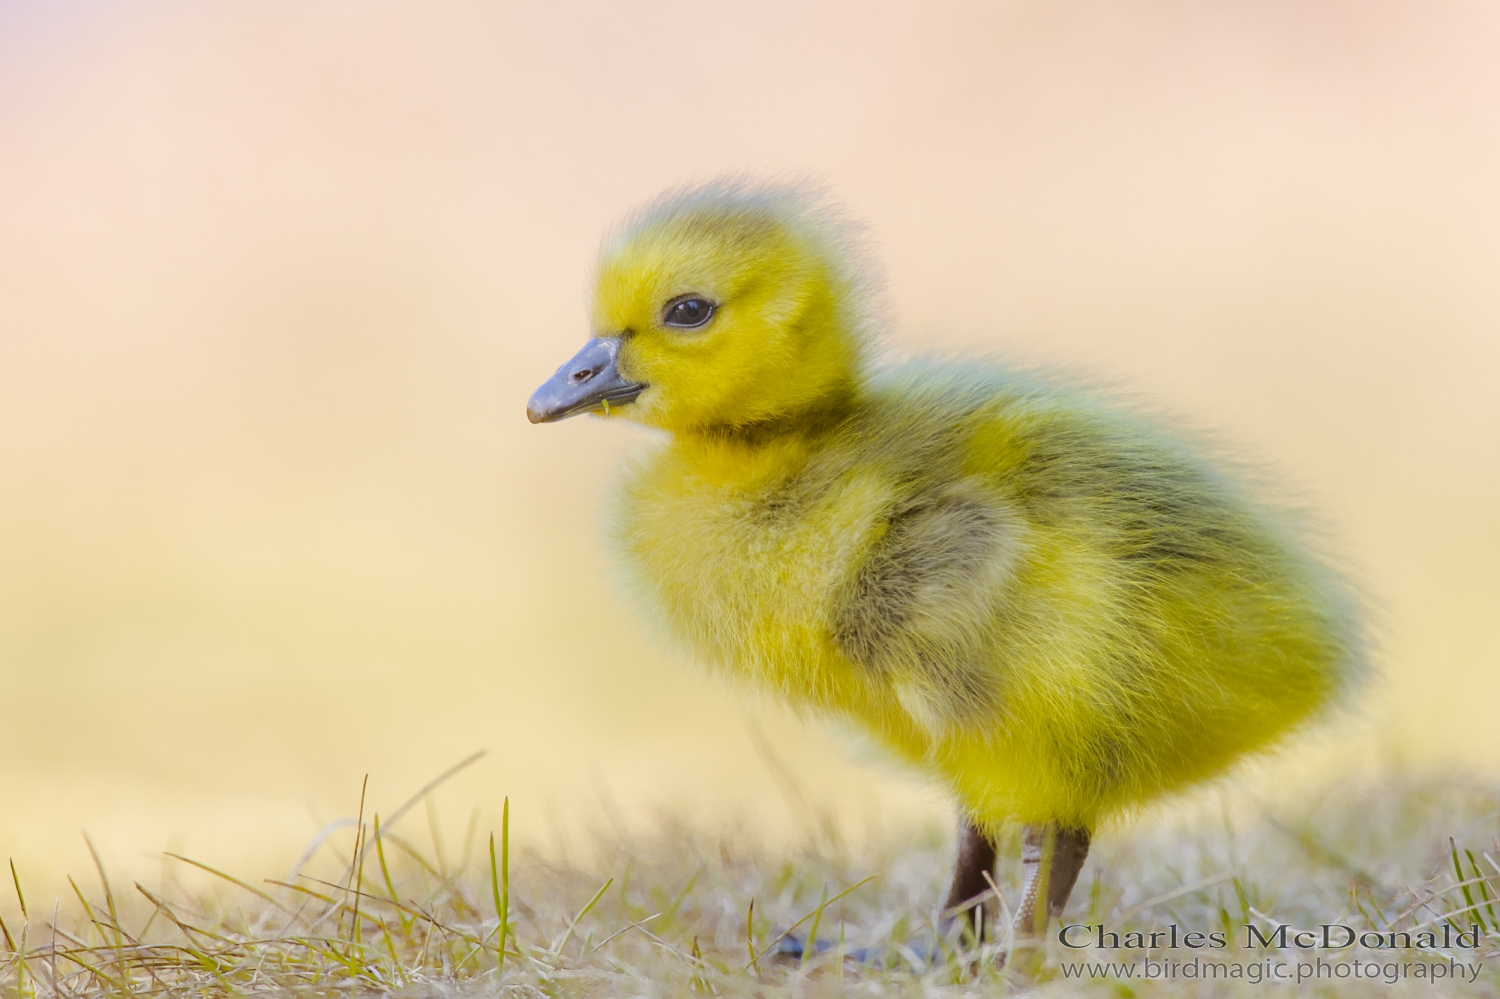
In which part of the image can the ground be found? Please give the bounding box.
[2,770,1498,998]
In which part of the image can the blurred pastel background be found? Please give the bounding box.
[1,2,1497,900]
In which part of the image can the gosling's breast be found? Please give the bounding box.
[612,429,1032,737]
[612,442,897,698]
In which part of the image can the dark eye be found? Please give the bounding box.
[662,296,716,329]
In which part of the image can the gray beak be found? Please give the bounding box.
[527,337,647,424]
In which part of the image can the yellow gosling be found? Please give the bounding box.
[527,179,1365,952]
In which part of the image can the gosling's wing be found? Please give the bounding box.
[824,381,1029,735]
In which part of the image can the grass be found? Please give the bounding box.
[2,763,1498,997]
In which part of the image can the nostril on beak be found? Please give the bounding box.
[571,367,596,384]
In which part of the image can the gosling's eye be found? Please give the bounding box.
[662,296,716,329]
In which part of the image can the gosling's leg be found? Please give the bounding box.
[1012,822,1091,944]
[941,817,999,941]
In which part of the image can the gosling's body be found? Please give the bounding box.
[527,179,1362,947]
[615,366,1354,831]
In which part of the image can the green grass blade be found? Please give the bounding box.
[349,774,369,948]
[489,832,503,973]
[1466,848,1498,930]
[9,860,26,919]
[1452,838,1484,932]
[745,896,756,972]
[552,877,612,959]
[500,798,510,971]
[801,884,828,968]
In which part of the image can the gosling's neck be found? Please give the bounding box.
[666,377,864,490]
[690,378,861,442]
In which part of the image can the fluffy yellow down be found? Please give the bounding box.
[591,180,1362,833]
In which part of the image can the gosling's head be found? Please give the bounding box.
[528,180,876,434]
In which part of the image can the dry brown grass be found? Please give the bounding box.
[3,765,1498,997]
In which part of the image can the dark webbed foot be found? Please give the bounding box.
[781,818,1089,975]
[941,817,1000,943]
[942,816,1091,973]
[1013,822,1091,944]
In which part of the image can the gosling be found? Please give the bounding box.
[527,180,1362,948]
